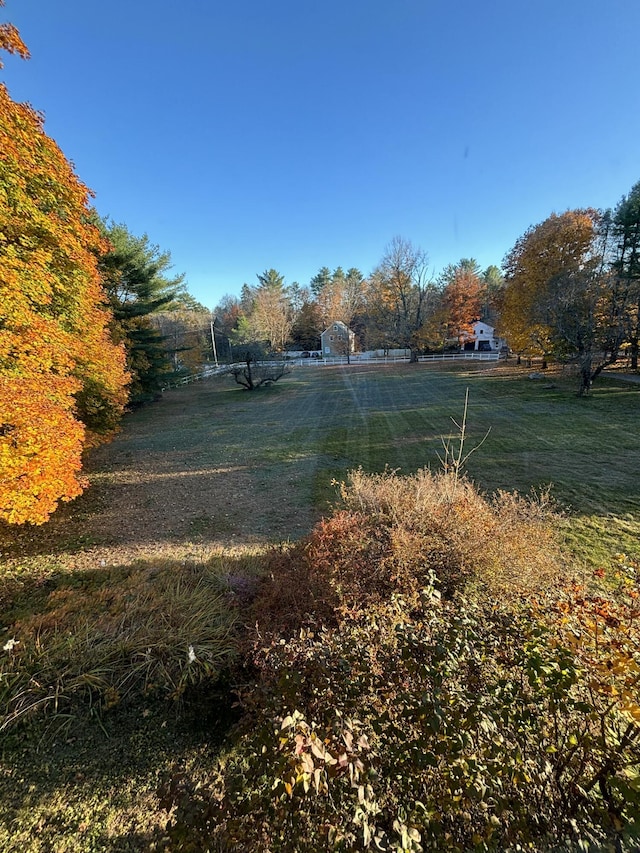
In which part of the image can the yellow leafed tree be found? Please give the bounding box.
[501,210,597,355]
[0,8,129,524]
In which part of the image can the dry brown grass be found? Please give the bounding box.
[0,554,261,730]
[252,465,568,642]
[341,466,565,596]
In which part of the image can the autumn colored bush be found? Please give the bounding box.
[158,472,639,851]
[337,466,563,596]
[164,585,640,851]
[252,512,392,637]
[0,21,129,524]
[253,466,564,640]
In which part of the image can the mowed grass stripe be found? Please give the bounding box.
[271,363,638,563]
[79,363,638,562]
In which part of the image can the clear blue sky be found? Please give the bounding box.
[2,0,639,310]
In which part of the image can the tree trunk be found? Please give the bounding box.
[231,355,255,390]
[578,356,592,396]
[630,336,639,371]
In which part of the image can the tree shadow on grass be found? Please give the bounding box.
[0,552,258,852]
[0,455,318,565]
[1,686,239,852]
[0,377,329,564]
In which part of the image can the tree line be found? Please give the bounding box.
[501,197,640,395]
[213,184,640,399]
[213,245,505,364]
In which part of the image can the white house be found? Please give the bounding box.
[460,322,506,352]
[320,321,356,356]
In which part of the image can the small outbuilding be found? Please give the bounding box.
[320,321,356,356]
[460,321,506,352]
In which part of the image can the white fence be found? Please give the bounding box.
[161,363,230,390]
[161,351,501,390]
[422,351,501,362]
[293,351,501,366]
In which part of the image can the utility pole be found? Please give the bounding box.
[210,317,219,367]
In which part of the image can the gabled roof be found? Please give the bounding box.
[321,320,352,335]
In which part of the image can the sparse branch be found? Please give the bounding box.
[227,354,290,391]
[437,389,491,498]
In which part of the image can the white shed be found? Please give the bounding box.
[460,322,506,352]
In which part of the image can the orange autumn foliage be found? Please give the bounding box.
[443,267,484,344]
[0,24,129,524]
[501,209,598,354]
[0,1,28,67]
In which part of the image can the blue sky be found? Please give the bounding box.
[2,0,639,310]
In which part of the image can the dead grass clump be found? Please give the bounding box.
[338,467,566,597]
[252,467,566,643]
[1,560,241,730]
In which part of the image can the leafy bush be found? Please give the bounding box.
[165,586,639,850]
[160,470,640,851]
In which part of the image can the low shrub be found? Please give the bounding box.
[253,466,565,640]
[336,467,564,598]
[164,583,640,851]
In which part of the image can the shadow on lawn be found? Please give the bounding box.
[0,551,253,851]
[0,681,239,852]
[0,456,318,562]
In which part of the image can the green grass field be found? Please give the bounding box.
[61,359,640,564]
[1,359,639,851]
[141,360,639,565]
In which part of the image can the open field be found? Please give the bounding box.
[1,360,639,850]
[2,359,637,572]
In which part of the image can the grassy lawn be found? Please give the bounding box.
[337,364,639,563]
[4,360,637,566]
[1,359,639,850]
[156,360,638,565]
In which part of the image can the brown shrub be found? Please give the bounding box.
[248,540,339,639]
[252,467,567,641]
[250,513,392,640]
[339,467,566,597]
